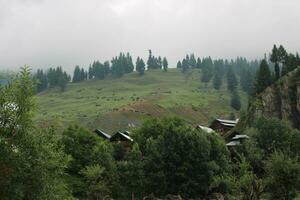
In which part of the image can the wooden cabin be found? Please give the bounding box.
[110,131,133,142]
[209,119,239,134]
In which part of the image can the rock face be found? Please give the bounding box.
[226,66,300,138]
[248,66,300,128]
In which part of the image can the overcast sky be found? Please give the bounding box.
[0,0,300,71]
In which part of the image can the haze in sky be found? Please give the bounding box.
[0,0,299,71]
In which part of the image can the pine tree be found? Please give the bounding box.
[88,65,93,79]
[189,54,197,68]
[93,61,106,79]
[72,66,81,83]
[163,57,168,72]
[196,57,202,69]
[34,69,48,92]
[103,61,110,75]
[201,57,214,83]
[254,59,272,94]
[80,68,85,81]
[226,65,238,92]
[278,45,287,64]
[136,57,145,75]
[182,59,189,73]
[125,52,134,73]
[270,44,280,80]
[158,56,162,69]
[177,61,182,69]
[231,89,241,110]
[212,59,225,90]
[147,50,154,70]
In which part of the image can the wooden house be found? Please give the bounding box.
[209,119,239,134]
[110,131,134,152]
[110,131,133,142]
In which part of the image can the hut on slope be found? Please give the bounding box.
[209,119,239,134]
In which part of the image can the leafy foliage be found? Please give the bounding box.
[0,67,72,200]
[133,117,231,198]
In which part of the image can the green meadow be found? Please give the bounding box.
[36,69,247,133]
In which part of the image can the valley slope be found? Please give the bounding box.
[36,69,247,133]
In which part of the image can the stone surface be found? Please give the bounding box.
[250,66,300,128]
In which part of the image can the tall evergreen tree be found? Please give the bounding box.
[270,44,280,80]
[125,53,134,73]
[254,59,272,94]
[72,65,81,83]
[189,54,197,68]
[158,56,162,69]
[34,69,48,92]
[88,65,93,79]
[177,61,182,69]
[231,89,241,110]
[196,57,202,69]
[201,57,214,83]
[163,57,168,72]
[182,59,189,73]
[226,65,238,92]
[136,57,145,75]
[212,59,225,90]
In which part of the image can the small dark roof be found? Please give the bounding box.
[123,131,131,136]
[196,125,215,133]
[210,119,239,128]
[110,131,133,142]
[94,129,111,140]
[216,119,239,125]
[232,135,250,140]
[226,140,241,146]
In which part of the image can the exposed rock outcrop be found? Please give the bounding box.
[226,66,300,138]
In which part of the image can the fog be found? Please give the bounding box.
[0,0,300,71]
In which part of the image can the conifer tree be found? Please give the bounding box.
[88,65,93,79]
[136,57,145,75]
[147,50,154,70]
[212,60,225,90]
[34,69,48,92]
[182,59,189,73]
[158,56,162,69]
[270,44,280,80]
[189,54,197,68]
[177,61,182,69]
[196,57,202,69]
[104,61,110,75]
[201,57,214,83]
[226,65,238,92]
[254,59,272,94]
[163,57,168,72]
[231,89,241,110]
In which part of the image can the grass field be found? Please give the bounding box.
[35,69,248,133]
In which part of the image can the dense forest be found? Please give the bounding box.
[1,45,300,199]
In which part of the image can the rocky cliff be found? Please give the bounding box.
[226,66,300,138]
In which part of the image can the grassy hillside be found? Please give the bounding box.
[36,69,248,133]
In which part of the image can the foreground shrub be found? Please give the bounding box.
[133,117,231,198]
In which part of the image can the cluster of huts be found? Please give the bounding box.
[197,118,249,146]
[94,129,134,150]
[93,118,249,148]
